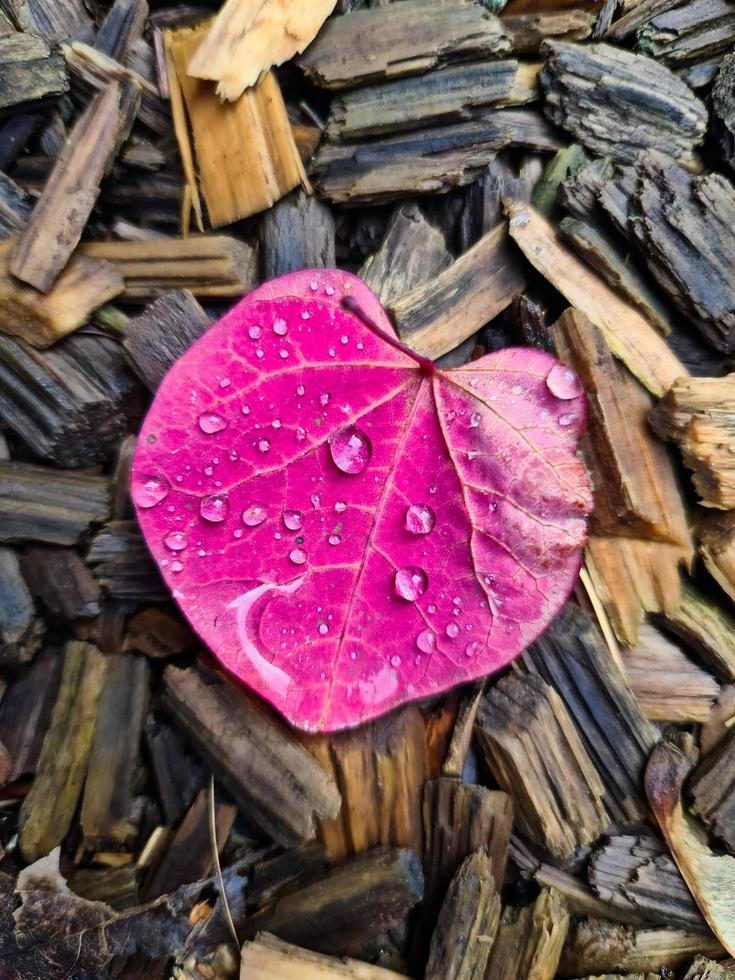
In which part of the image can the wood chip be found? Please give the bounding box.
[0,31,68,111]
[0,650,61,781]
[261,189,336,280]
[698,511,735,607]
[0,547,43,664]
[689,727,735,855]
[21,546,102,620]
[240,932,409,979]
[637,0,735,76]
[485,888,570,980]
[87,520,167,601]
[502,9,595,53]
[712,52,735,173]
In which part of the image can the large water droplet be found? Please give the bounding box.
[329,425,372,475]
[283,509,304,531]
[289,547,307,565]
[445,622,460,639]
[546,363,583,400]
[132,471,170,509]
[248,325,262,339]
[164,531,188,551]
[406,504,435,535]
[273,318,288,336]
[198,412,227,435]
[200,493,229,523]
[416,630,436,654]
[394,566,428,601]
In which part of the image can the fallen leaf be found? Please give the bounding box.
[187,0,338,102]
[645,740,735,956]
[131,268,592,732]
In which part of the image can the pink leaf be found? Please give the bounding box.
[132,270,592,732]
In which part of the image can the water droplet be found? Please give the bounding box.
[279,349,289,359]
[200,493,229,523]
[204,465,214,477]
[428,484,437,495]
[164,531,188,551]
[320,393,330,406]
[248,325,262,339]
[465,641,480,657]
[325,285,335,296]
[329,425,372,475]
[198,412,227,435]
[335,501,347,513]
[255,349,264,359]
[406,504,435,535]
[310,494,321,508]
[272,419,282,429]
[427,603,437,614]
[394,566,428,601]
[445,622,460,639]
[132,471,170,508]
[233,528,243,539]
[390,654,401,668]
[469,411,481,428]
[289,547,307,565]
[546,363,583,400]
[301,311,310,321]
[328,533,341,546]
[328,348,336,358]
[283,509,304,531]
[416,630,436,654]
[170,559,184,573]
[350,650,358,660]
[273,318,288,336]
[296,383,305,396]
[296,427,307,442]
[258,439,271,453]
[241,405,251,416]
[340,335,349,345]
[558,413,576,427]
[511,383,524,396]
[318,623,328,635]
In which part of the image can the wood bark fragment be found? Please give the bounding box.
[390,223,525,360]
[539,40,707,168]
[688,727,735,854]
[425,848,501,980]
[637,0,735,74]
[166,25,306,228]
[506,201,686,396]
[0,650,61,781]
[606,0,684,41]
[240,931,409,979]
[683,959,735,980]
[18,641,107,862]
[93,0,148,62]
[712,53,735,174]
[475,672,610,860]
[87,520,167,601]
[78,236,257,301]
[0,170,32,238]
[11,81,140,292]
[0,546,43,663]
[0,31,68,111]
[143,716,205,827]
[261,189,336,281]
[162,665,341,847]
[698,511,735,607]
[298,0,511,90]
[658,581,735,682]
[484,887,570,980]
[4,0,92,42]
[21,546,101,620]
[122,289,211,391]
[442,683,484,778]
[502,9,595,52]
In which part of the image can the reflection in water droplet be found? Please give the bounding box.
[416,630,436,654]
[465,641,480,657]
[132,472,170,509]
[335,501,347,513]
[445,622,460,639]
[258,439,271,453]
[248,325,262,339]
[546,363,583,400]
[470,412,481,428]
[200,493,229,523]
[289,547,307,565]
[164,531,188,551]
[198,412,227,435]
[273,318,288,336]
[283,510,304,531]
[394,566,428,601]
[390,654,401,668]
[558,413,576,427]
[329,425,372,475]
[170,559,184,573]
[328,534,341,546]
[406,504,435,535]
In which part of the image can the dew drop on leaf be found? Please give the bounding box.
[296,427,307,442]
[283,509,304,531]
[296,384,305,396]
[390,655,401,668]
[465,640,480,657]
[335,501,347,513]
[170,559,184,573]
[558,413,576,427]
[416,630,436,653]
[320,393,330,406]
[289,547,307,565]
[546,363,583,400]
[248,325,262,339]
[164,531,188,551]
[198,412,227,434]
[200,493,229,523]
[318,623,328,635]
[132,471,170,509]
[241,503,267,527]
[258,439,271,453]
[469,412,481,428]
[394,566,428,601]
[405,504,435,535]
[329,425,372,475]
[273,318,288,336]
[328,533,341,546]
[445,622,460,639]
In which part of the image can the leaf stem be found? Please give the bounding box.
[341,295,436,376]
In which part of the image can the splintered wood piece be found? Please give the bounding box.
[359,203,451,307]
[442,683,484,777]
[502,9,594,53]
[246,847,423,956]
[637,0,735,71]
[21,546,101,620]
[475,672,610,860]
[80,654,149,849]
[0,650,61,781]
[187,0,337,102]
[461,155,543,248]
[0,32,68,111]
[87,520,167,601]
[0,171,32,238]
[606,0,685,41]
[485,888,570,980]
[700,685,735,756]
[326,61,519,141]
[0,242,123,347]
[646,740,735,956]
[166,25,306,228]
[622,624,720,723]
[0,547,43,663]
[650,375,735,507]
[629,158,735,354]
[141,789,236,900]
[298,0,510,90]
[311,116,512,205]
[300,705,431,861]
[18,641,107,862]
[659,582,735,682]
[93,0,148,61]
[588,834,707,932]
[240,932,409,979]
[699,511,735,607]
[162,665,341,846]
[390,223,525,359]
[261,189,336,280]
[0,460,111,545]
[506,202,686,396]
[425,849,501,980]
[522,604,657,825]
[712,53,735,174]
[0,332,137,466]
[539,41,707,168]
[79,236,257,300]
[11,81,141,292]
[551,309,690,544]
[683,958,735,980]
[122,289,211,391]
[246,840,328,910]
[7,0,91,42]
[689,727,735,854]
[143,717,204,826]
[68,865,140,911]
[558,919,724,977]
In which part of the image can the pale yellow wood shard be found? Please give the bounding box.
[187,0,338,102]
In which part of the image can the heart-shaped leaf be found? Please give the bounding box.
[132,270,592,732]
